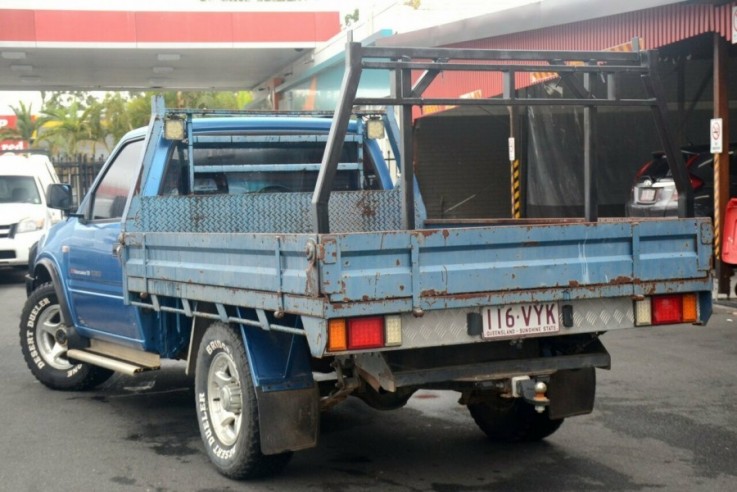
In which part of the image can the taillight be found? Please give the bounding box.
[348,317,385,349]
[689,175,704,190]
[634,293,699,326]
[652,295,682,324]
[328,319,348,351]
[682,294,698,322]
[634,160,654,179]
[327,315,403,352]
[684,154,704,190]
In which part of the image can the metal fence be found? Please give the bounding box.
[52,156,104,205]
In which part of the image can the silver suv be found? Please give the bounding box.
[626,145,736,218]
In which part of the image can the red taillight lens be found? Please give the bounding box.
[634,160,654,179]
[652,295,683,325]
[684,154,699,168]
[689,175,704,190]
[347,316,385,349]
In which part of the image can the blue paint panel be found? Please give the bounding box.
[323,219,712,303]
[237,310,313,392]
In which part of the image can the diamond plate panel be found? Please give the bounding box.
[131,189,402,233]
[573,298,634,330]
[399,298,636,349]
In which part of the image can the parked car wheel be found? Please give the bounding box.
[19,283,113,390]
[195,321,292,479]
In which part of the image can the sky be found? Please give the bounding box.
[0,91,44,115]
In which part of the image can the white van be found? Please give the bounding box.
[0,152,62,267]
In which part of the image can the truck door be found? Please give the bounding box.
[66,139,145,345]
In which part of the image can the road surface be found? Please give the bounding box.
[1,268,736,491]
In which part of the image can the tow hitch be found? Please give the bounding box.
[512,376,550,413]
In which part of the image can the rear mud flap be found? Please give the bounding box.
[547,367,596,420]
[257,385,320,455]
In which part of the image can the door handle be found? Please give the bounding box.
[112,243,123,257]
[113,232,125,258]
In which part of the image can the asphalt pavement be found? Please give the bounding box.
[2,267,737,491]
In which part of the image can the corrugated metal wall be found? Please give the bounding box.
[413,2,736,219]
[416,2,736,101]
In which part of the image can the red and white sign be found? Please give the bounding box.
[0,115,17,129]
[0,115,26,151]
[0,141,27,151]
[711,118,723,154]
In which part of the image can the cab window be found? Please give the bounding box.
[90,139,144,220]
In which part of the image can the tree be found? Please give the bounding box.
[8,89,254,158]
[38,99,95,157]
[0,101,47,147]
[100,92,137,145]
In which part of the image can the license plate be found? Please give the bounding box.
[639,188,656,202]
[482,302,559,339]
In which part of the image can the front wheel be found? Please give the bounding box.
[467,394,564,443]
[19,283,112,390]
[195,322,292,479]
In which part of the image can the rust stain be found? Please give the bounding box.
[421,289,448,297]
[442,229,449,239]
[609,276,633,285]
[569,280,580,287]
[356,194,376,218]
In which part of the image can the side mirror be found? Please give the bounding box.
[46,183,74,211]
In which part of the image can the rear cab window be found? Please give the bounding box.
[158,130,380,196]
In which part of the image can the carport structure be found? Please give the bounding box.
[367,0,736,294]
[0,2,340,92]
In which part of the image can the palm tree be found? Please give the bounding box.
[39,100,95,157]
[0,101,47,147]
[101,92,136,143]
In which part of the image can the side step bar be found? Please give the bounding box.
[67,339,160,376]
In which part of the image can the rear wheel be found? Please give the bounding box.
[19,283,112,390]
[467,394,563,442]
[195,322,292,479]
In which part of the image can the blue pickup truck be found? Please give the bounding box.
[21,44,713,479]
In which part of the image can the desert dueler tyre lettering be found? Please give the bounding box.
[20,283,112,390]
[195,322,291,479]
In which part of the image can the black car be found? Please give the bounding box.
[626,144,737,217]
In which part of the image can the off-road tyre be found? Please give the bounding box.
[195,322,292,479]
[468,394,564,443]
[20,283,113,390]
